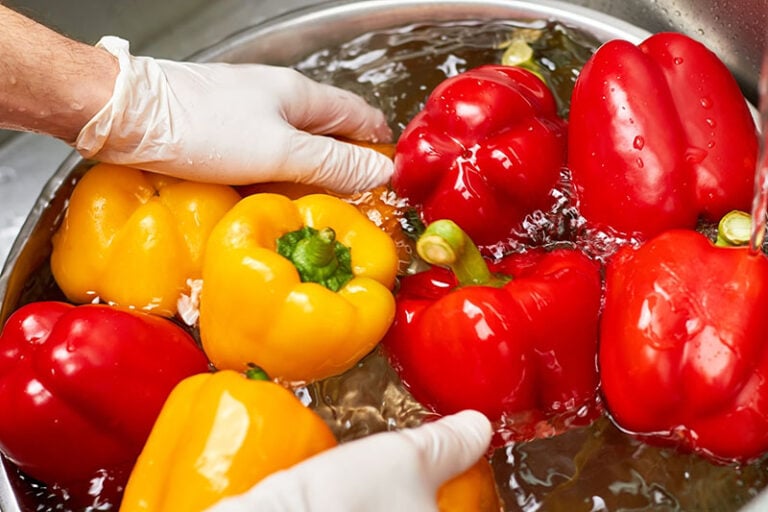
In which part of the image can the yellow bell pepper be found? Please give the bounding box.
[50,163,241,317]
[200,192,398,382]
[119,369,338,512]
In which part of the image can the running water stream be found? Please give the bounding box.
[750,51,768,253]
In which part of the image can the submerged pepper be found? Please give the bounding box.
[199,193,398,383]
[50,163,240,317]
[0,302,210,492]
[600,229,768,462]
[383,220,602,426]
[392,64,568,248]
[119,369,338,512]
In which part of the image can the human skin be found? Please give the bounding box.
[0,4,118,143]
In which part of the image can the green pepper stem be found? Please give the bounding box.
[416,220,504,287]
[716,210,752,247]
[276,226,353,292]
[245,363,270,381]
[294,227,337,268]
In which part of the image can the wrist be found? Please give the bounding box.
[0,5,119,143]
[56,41,120,143]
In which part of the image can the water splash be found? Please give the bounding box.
[749,51,768,253]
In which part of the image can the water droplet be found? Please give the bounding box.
[705,118,716,128]
[633,136,645,150]
[686,147,708,163]
[673,57,684,65]
[699,96,713,109]
[70,102,84,112]
[636,157,644,168]
[0,166,17,184]
[707,140,716,149]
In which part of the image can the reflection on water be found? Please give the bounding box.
[295,19,598,137]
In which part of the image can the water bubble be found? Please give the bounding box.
[686,147,708,163]
[633,136,645,150]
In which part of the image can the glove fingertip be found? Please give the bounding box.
[347,146,395,191]
[401,409,493,487]
[306,137,394,194]
[438,409,493,455]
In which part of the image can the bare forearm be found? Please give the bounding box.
[0,5,118,143]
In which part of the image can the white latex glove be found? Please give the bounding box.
[205,410,492,512]
[75,36,394,194]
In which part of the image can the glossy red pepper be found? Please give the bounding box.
[568,32,758,238]
[599,230,768,462]
[382,220,602,428]
[0,302,210,492]
[392,65,567,248]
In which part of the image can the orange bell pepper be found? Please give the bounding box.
[199,193,398,382]
[120,368,500,511]
[50,163,240,317]
[438,458,502,512]
[119,369,338,512]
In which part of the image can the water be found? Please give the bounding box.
[749,52,768,253]
[295,19,768,512]
[6,18,768,512]
[295,19,599,135]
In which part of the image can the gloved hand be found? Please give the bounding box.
[204,410,493,512]
[75,37,394,194]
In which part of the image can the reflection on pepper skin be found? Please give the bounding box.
[383,247,602,428]
[600,229,768,463]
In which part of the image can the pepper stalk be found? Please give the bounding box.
[416,219,509,287]
[716,210,752,247]
[277,226,353,291]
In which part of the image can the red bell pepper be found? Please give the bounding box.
[0,302,210,492]
[392,64,567,248]
[382,220,602,430]
[599,229,768,462]
[568,32,758,239]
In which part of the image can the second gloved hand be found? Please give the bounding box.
[204,410,493,512]
[75,37,394,194]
